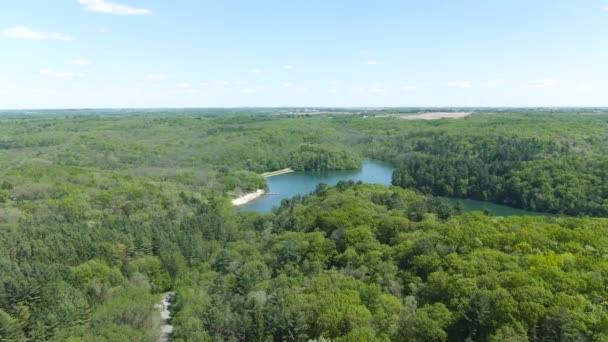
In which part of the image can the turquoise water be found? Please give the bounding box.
[239,159,546,216]
[240,160,393,213]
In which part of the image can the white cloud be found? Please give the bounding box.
[328,88,338,94]
[282,65,293,70]
[215,81,229,86]
[367,60,378,65]
[576,83,593,89]
[282,82,293,88]
[369,88,385,93]
[401,86,417,91]
[295,87,309,93]
[176,82,191,89]
[447,81,472,89]
[78,0,150,16]
[147,73,169,80]
[528,79,565,89]
[603,6,608,11]
[250,68,262,74]
[40,69,85,77]
[2,26,72,41]
[72,59,91,66]
[485,79,505,87]
[242,88,256,94]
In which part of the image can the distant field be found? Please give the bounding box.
[400,112,472,120]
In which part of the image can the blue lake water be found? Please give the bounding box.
[239,159,547,217]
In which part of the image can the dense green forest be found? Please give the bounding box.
[1,109,608,341]
[364,113,608,215]
[169,183,608,341]
[289,145,361,171]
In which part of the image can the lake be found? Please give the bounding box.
[239,159,546,216]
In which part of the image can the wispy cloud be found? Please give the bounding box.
[250,68,262,74]
[78,0,150,16]
[401,86,417,91]
[40,69,85,77]
[295,87,309,93]
[447,81,472,89]
[242,88,256,94]
[369,87,386,93]
[176,82,191,89]
[485,79,505,87]
[215,81,230,86]
[282,65,293,70]
[603,6,608,11]
[528,79,565,89]
[576,83,593,89]
[72,59,91,66]
[147,73,169,80]
[367,60,378,65]
[2,26,72,41]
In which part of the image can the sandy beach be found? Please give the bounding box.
[261,168,294,178]
[232,189,265,206]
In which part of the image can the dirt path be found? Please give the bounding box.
[156,292,175,342]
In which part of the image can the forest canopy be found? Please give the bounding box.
[1,109,608,341]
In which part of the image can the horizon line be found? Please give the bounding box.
[1,106,608,112]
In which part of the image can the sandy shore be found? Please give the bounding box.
[232,189,265,206]
[262,168,294,178]
[400,112,472,120]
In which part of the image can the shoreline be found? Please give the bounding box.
[232,189,265,206]
[261,168,294,178]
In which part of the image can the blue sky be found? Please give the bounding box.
[1,0,608,108]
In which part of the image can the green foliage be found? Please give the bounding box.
[1,110,608,340]
[126,257,172,293]
[385,114,608,215]
[219,170,266,193]
[399,302,454,341]
[58,287,161,341]
[290,144,361,171]
[171,183,608,341]
[0,308,25,341]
